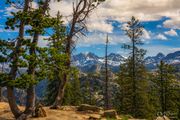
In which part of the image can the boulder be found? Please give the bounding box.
[77,104,103,112]
[103,109,118,119]
[33,103,47,117]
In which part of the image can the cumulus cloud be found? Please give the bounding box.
[4,0,180,31]
[3,0,180,46]
[164,29,178,36]
[48,0,180,33]
[77,33,129,46]
[163,18,180,29]
[156,34,168,40]
[87,21,113,33]
[143,29,151,40]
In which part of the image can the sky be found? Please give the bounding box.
[0,0,180,57]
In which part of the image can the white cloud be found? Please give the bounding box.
[48,0,180,33]
[163,18,180,29]
[38,36,50,47]
[87,21,113,33]
[31,1,38,9]
[4,0,180,32]
[157,25,162,28]
[156,34,168,40]
[3,0,180,46]
[25,36,50,47]
[143,29,151,40]
[164,29,178,36]
[77,33,129,47]
[4,6,20,16]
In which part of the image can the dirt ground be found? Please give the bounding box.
[0,102,103,120]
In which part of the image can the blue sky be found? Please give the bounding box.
[0,0,180,57]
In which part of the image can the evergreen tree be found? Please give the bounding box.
[116,16,150,118]
[69,68,82,105]
[0,0,60,119]
[80,73,104,106]
[43,11,67,107]
[155,61,180,118]
[146,72,161,119]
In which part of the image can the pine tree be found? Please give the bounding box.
[43,11,67,107]
[117,16,150,118]
[155,61,180,118]
[0,0,60,119]
[70,68,82,105]
[80,73,104,106]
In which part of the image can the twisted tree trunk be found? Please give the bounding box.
[7,0,50,119]
[51,37,71,109]
[18,0,50,119]
[7,0,30,118]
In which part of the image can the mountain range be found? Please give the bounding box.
[72,51,180,72]
[0,51,180,73]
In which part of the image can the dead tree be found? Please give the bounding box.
[51,0,104,109]
[104,34,110,109]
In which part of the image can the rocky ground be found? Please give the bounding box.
[0,102,170,120]
[0,102,120,120]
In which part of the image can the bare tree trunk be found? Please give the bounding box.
[105,34,110,110]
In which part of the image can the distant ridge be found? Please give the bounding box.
[72,51,180,72]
